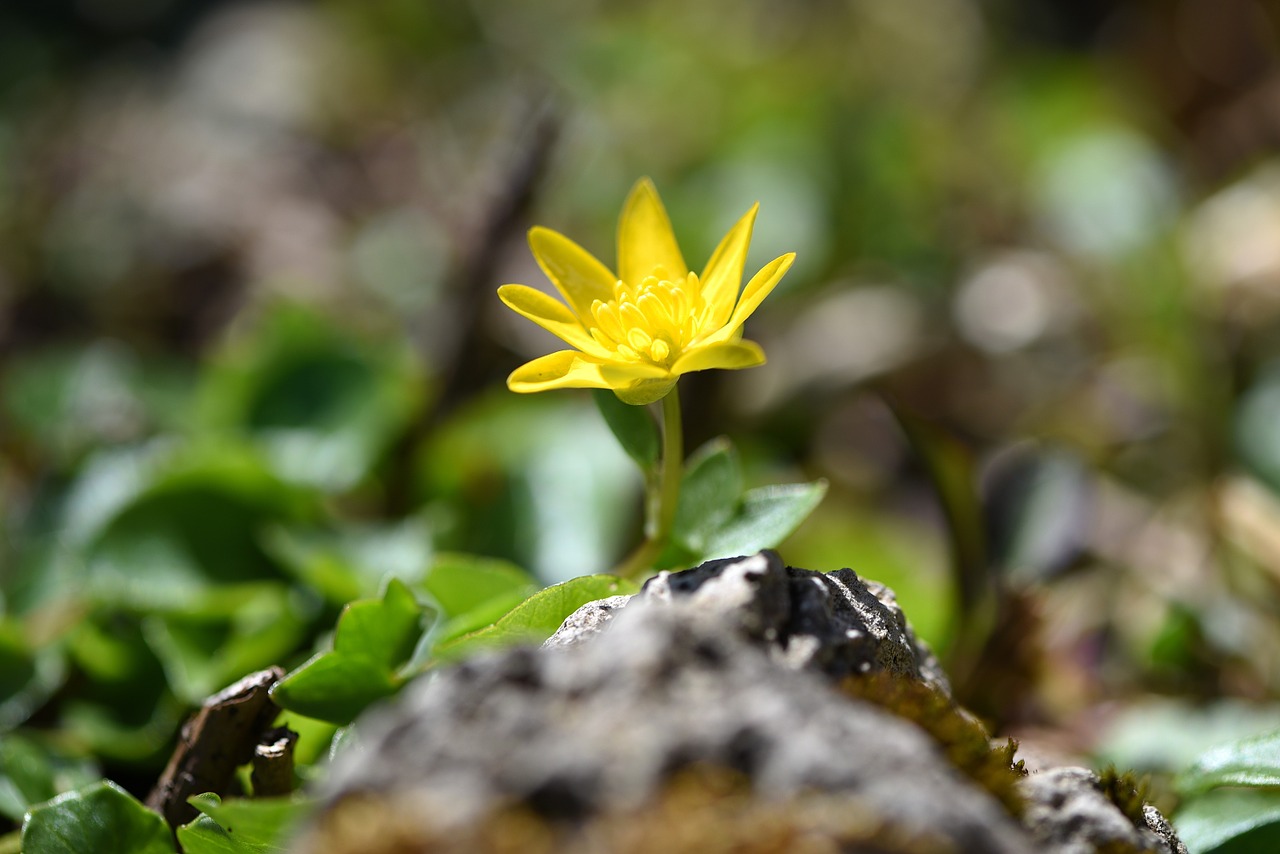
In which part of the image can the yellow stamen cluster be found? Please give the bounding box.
[588,268,707,367]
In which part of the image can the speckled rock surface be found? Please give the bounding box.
[311,594,1030,851]
[1021,766,1189,854]
[299,552,1186,854]
[549,550,950,693]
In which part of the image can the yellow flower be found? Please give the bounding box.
[498,178,795,405]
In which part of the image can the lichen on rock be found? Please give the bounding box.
[1020,766,1189,854]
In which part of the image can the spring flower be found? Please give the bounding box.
[499,178,795,405]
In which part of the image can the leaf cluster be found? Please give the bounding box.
[22,782,311,854]
[0,306,657,850]
[594,391,827,570]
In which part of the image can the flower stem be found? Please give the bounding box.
[614,387,683,579]
[656,387,683,541]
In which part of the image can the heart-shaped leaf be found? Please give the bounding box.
[699,481,828,561]
[22,780,175,854]
[271,579,430,725]
[671,439,744,554]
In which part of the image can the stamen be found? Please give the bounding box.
[584,270,710,366]
[637,293,673,329]
[670,287,689,323]
[619,304,647,330]
[593,303,625,341]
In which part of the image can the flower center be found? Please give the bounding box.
[588,266,708,366]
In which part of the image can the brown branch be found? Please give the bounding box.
[250,726,299,797]
[430,101,560,418]
[383,100,559,514]
[146,666,284,828]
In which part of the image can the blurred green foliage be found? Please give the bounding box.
[3,0,1280,848]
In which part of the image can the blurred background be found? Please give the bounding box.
[4,0,1280,817]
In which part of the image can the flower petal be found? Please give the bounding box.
[528,227,617,323]
[507,351,612,393]
[704,253,795,345]
[507,351,669,394]
[617,178,687,286]
[672,340,766,375]
[601,360,670,383]
[497,284,610,358]
[699,203,759,329]
[612,377,677,405]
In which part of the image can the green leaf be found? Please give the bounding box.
[22,780,175,854]
[421,554,537,618]
[0,627,37,709]
[264,516,433,605]
[60,617,180,764]
[198,304,424,492]
[0,734,99,823]
[270,655,397,727]
[271,579,430,725]
[891,408,989,637]
[1175,788,1280,854]
[1179,728,1280,796]
[699,481,828,561]
[418,392,637,583]
[1,344,193,468]
[592,389,659,467]
[176,816,253,854]
[68,443,314,616]
[435,575,638,660]
[431,589,534,647]
[0,620,65,730]
[263,528,362,606]
[1094,698,1280,776]
[141,586,307,704]
[981,446,1089,582]
[1235,362,1280,497]
[271,713,337,769]
[177,793,313,854]
[60,695,187,765]
[671,439,743,554]
[332,579,425,669]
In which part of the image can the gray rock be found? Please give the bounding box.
[314,599,1031,851]
[542,594,630,649]
[550,551,950,693]
[1144,803,1191,854]
[301,552,1186,854]
[1020,766,1184,854]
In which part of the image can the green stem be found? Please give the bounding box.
[656,387,683,542]
[614,387,683,579]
